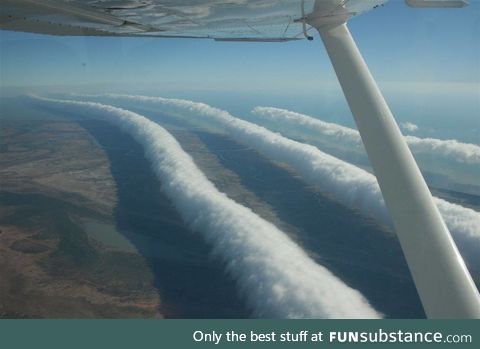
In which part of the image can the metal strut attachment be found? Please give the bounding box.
[301,0,314,41]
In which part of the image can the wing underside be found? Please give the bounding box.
[0,0,387,41]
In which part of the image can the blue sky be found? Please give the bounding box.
[1,1,478,88]
[0,0,479,142]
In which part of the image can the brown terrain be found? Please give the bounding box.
[0,107,162,318]
[0,101,292,319]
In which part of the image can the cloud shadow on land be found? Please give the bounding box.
[195,130,426,319]
[32,98,383,319]
[78,118,250,318]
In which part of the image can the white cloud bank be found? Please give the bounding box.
[32,96,380,319]
[401,122,419,133]
[252,107,480,165]
[79,94,480,254]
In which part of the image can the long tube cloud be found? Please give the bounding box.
[251,107,480,165]
[78,94,480,254]
[33,96,380,319]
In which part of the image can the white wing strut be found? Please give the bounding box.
[311,22,480,318]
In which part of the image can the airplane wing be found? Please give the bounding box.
[0,0,387,41]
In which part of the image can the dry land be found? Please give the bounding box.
[0,108,161,318]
